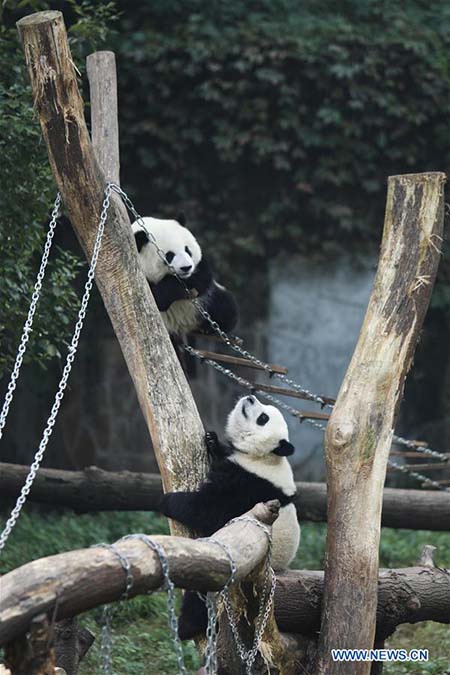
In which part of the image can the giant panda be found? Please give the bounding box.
[132,215,238,337]
[159,394,301,639]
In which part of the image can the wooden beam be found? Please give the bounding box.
[0,501,279,646]
[317,172,445,674]
[86,51,120,185]
[1,464,449,530]
[16,12,208,532]
[194,349,288,374]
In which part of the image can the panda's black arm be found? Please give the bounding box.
[150,275,190,311]
[159,488,222,533]
[184,257,213,295]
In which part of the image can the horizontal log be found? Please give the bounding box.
[0,501,279,646]
[275,563,450,641]
[0,464,449,530]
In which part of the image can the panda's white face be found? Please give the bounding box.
[132,217,202,284]
[225,395,293,457]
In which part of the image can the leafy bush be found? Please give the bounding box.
[114,0,450,299]
[0,0,118,378]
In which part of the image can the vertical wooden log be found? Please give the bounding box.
[316,172,445,674]
[86,51,120,185]
[16,11,208,523]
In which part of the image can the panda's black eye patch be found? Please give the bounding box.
[165,251,175,264]
[185,246,192,257]
[257,413,269,426]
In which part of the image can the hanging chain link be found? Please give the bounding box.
[92,541,135,674]
[110,184,449,490]
[121,534,187,675]
[201,517,275,675]
[0,185,112,554]
[0,194,61,441]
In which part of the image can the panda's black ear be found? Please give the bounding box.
[272,439,295,457]
[177,212,186,227]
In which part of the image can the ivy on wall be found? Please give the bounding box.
[115,0,450,300]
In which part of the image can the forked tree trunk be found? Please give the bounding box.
[16,11,208,522]
[317,172,445,674]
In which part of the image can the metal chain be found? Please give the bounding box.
[0,185,111,555]
[201,518,275,675]
[93,541,135,675]
[111,183,450,470]
[112,185,450,495]
[221,517,275,675]
[184,345,327,433]
[0,194,61,441]
[121,534,187,675]
[392,434,449,462]
[387,458,450,492]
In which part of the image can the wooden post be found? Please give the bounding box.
[316,173,445,674]
[16,12,208,520]
[86,51,120,185]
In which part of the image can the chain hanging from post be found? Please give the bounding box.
[200,517,276,675]
[0,185,112,554]
[121,534,188,675]
[0,194,61,441]
[92,542,135,675]
[110,183,450,487]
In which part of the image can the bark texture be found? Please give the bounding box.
[16,12,208,522]
[1,464,449,531]
[86,51,120,184]
[0,501,278,647]
[275,565,450,640]
[317,172,446,675]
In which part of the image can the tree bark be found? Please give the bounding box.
[86,51,120,185]
[16,11,208,525]
[0,501,278,647]
[0,463,449,531]
[317,172,446,674]
[275,565,450,640]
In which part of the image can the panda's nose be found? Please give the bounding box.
[246,396,255,404]
[181,265,192,273]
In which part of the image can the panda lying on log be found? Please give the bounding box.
[132,215,238,337]
[160,395,301,639]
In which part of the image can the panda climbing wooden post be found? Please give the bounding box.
[16,11,209,527]
[316,173,445,675]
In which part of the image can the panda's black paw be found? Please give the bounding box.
[205,431,219,458]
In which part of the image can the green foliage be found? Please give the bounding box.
[1,510,449,673]
[114,0,450,301]
[0,1,118,378]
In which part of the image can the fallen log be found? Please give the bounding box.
[0,463,449,531]
[275,562,450,641]
[0,501,278,646]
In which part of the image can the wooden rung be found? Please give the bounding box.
[387,462,450,472]
[245,381,333,407]
[194,350,288,375]
[292,409,330,422]
[390,450,450,459]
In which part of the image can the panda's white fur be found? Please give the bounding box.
[226,396,301,570]
[132,217,202,283]
[132,216,238,337]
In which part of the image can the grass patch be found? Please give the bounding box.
[1,508,449,673]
